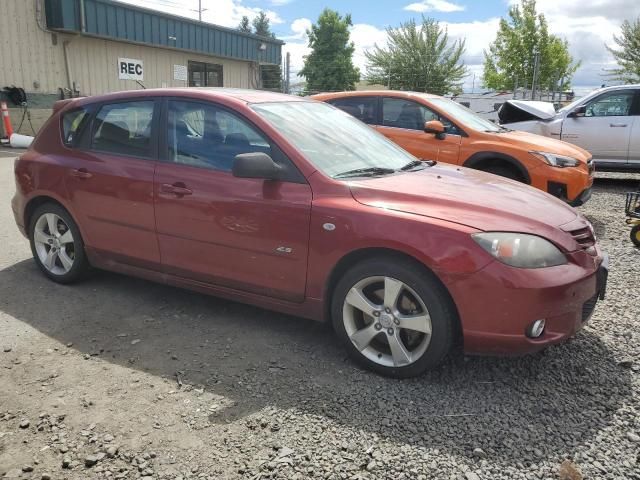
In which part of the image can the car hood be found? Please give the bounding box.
[349,164,583,250]
[504,100,557,120]
[486,129,590,161]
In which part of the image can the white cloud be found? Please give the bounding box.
[404,0,465,13]
[270,0,293,5]
[506,0,640,87]
[116,0,283,27]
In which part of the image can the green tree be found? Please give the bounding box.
[238,16,251,34]
[483,0,579,92]
[606,17,640,84]
[252,11,275,38]
[299,9,360,92]
[247,12,281,91]
[365,17,466,95]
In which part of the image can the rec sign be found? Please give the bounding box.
[118,58,144,81]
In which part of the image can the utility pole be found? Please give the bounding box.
[531,49,540,100]
[191,0,207,22]
[285,52,290,94]
[514,75,518,100]
[471,73,475,94]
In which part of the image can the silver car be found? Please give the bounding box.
[499,85,640,171]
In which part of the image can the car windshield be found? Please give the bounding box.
[251,101,420,178]
[428,97,503,133]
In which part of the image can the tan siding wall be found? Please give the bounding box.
[1,0,253,96]
[66,36,252,96]
[0,0,67,93]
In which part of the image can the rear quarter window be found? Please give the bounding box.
[61,107,90,147]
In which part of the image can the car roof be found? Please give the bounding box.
[70,88,306,109]
[311,90,442,101]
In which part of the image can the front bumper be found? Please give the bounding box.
[568,186,593,207]
[447,248,607,355]
[529,161,593,205]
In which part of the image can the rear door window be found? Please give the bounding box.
[61,107,90,147]
[91,101,156,157]
[328,97,378,125]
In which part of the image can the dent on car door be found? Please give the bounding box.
[154,99,312,302]
[377,97,461,163]
[66,99,161,269]
[562,90,635,164]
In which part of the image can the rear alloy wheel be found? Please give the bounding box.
[29,204,89,283]
[332,259,454,377]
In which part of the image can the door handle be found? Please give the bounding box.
[70,168,92,179]
[160,183,193,196]
[609,123,628,127]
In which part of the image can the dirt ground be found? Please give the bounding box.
[1,149,639,479]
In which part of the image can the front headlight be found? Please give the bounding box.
[472,232,567,268]
[530,151,580,168]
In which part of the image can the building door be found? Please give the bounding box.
[188,61,223,87]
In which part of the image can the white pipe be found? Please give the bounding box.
[9,133,34,149]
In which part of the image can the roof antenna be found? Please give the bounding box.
[136,80,146,89]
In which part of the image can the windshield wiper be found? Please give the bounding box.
[400,159,428,171]
[401,159,436,170]
[334,167,396,179]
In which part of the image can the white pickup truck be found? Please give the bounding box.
[499,85,640,171]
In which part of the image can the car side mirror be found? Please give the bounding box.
[424,120,446,140]
[568,105,587,118]
[232,152,281,180]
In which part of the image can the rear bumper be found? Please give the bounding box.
[11,193,27,237]
[447,248,607,355]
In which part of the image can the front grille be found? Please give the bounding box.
[569,227,596,250]
[582,294,598,323]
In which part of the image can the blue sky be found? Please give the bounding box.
[250,0,505,32]
[121,0,640,91]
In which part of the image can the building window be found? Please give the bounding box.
[188,61,223,87]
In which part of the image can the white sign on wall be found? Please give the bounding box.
[118,58,144,81]
[173,64,188,82]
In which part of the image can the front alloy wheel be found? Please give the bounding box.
[332,258,455,378]
[343,276,432,368]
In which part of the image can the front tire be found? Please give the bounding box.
[29,203,89,284]
[331,257,455,378]
[481,163,524,182]
[631,224,640,248]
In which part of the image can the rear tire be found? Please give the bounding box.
[331,257,455,378]
[631,224,640,248]
[29,203,89,284]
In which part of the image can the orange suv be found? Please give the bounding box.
[312,91,594,206]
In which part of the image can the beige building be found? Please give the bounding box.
[0,0,283,136]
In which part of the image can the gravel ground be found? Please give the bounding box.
[0,154,639,480]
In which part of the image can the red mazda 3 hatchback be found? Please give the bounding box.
[12,88,608,377]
